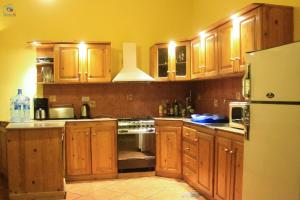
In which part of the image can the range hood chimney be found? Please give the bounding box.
[112,43,154,82]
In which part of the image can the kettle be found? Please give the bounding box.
[80,103,91,119]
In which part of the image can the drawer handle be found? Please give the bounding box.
[229,150,234,154]
[224,148,229,152]
[185,148,190,151]
[185,133,190,136]
[194,138,198,142]
[185,161,190,164]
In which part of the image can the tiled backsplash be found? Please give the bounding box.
[191,77,244,117]
[43,82,192,118]
[43,77,243,118]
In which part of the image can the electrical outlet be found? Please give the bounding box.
[82,96,90,102]
[235,92,241,100]
[49,95,56,102]
[89,101,96,108]
[213,99,219,107]
[126,94,133,101]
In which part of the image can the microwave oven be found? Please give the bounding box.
[229,102,249,130]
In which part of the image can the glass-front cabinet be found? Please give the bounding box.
[150,41,190,81]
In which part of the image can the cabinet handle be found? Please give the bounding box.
[194,138,198,142]
[235,57,240,60]
[224,148,229,152]
[185,133,190,136]
[185,148,190,151]
[86,132,89,136]
[198,66,205,69]
[185,161,190,164]
[229,150,234,154]
[230,58,236,61]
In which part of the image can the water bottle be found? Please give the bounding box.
[23,95,31,122]
[10,89,22,122]
[10,89,31,122]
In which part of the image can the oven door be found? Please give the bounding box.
[117,132,156,171]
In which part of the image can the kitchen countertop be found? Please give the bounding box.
[155,117,245,135]
[5,118,117,130]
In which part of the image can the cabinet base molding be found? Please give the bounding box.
[9,191,66,200]
[156,171,182,179]
[66,173,117,182]
[118,171,155,179]
[183,176,213,200]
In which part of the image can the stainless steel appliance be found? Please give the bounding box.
[242,42,300,200]
[117,118,155,172]
[229,101,249,130]
[33,98,49,120]
[49,104,75,119]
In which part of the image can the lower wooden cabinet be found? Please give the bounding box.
[66,121,117,181]
[156,120,182,178]
[181,124,244,200]
[214,134,244,200]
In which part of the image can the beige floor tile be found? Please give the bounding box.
[66,191,81,200]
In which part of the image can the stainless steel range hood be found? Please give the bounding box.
[112,43,154,82]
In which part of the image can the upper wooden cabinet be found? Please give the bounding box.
[156,120,182,178]
[150,41,191,81]
[191,4,293,79]
[52,43,111,83]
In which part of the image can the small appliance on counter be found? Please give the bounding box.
[33,98,49,120]
[228,101,249,130]
[80,103,91,119]
[49,104,75,119]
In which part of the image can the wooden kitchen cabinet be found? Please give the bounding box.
[66,120,117,181]
[191,37,205,79]
[91,124,117,175]
[156,120,182,178]
[150,41,190,81]
[214,132,244,200]
[54,43,111,83]
[191,4,293,79]
[66,125,92,176]
[197,131,214,196]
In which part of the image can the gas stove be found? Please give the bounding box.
[117,118,155,134]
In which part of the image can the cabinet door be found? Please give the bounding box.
[174,42,191,80]
[191,37,205,79]
[150,44,169,81]
[66,126,91,176]
[230,141,244,200]
[197,132,214,196]
[238,8,261,72]
[54,44,82,83]
[218,21,236,75]
[214,136,232,200]
[204,30,218,77]
[86,44,111,83]
[91,124,117,175]
[156,126,182,178]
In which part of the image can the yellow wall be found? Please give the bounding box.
[0,0,299,121]
[191,0,300,40]
[0,0,193,120]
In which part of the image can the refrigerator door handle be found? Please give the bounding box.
[243,105,250,140]
[242,63,251,99]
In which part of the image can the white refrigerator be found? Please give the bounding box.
[243,42,300,200]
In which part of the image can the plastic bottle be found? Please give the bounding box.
[10,89,30,122]
[10,89,23,122]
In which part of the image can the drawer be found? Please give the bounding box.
[183,126,198,142]
[183,141,198,158]
[183,154,197,172]
[183,166,197,184]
